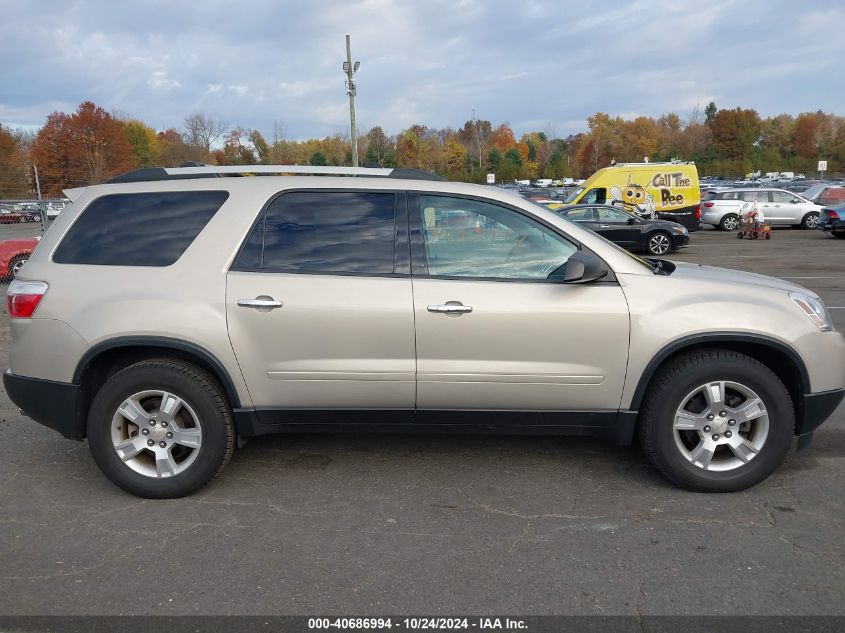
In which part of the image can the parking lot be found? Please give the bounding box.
[0,226,842,616]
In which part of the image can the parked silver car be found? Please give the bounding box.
[4,165,844,497]
[701,188,823,231]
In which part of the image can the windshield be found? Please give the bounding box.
[564,187,584,204]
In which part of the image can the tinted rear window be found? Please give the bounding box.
[234,191,396,274]
[54,191,228,266]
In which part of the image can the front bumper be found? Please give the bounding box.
[671,234,690,249]
[3,370,84,440]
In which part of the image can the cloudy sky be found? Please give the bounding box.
[1,0,843,140]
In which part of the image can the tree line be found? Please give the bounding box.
[1,100,843,197]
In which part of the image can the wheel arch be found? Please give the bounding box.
[630,333,809,434]
[74,337,243,437]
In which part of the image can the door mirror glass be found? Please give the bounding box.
[562,250,609,284]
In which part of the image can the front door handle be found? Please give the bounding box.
[238,297,283,309]
[427,302,473,314]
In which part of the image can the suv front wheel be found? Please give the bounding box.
[87,359,235,498]
[639,349,793,492]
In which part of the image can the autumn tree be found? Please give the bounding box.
[31,101,136,194]
[121,119,159,167]
[793,113,818,158]
[248,130,270,164]
[211,128,258,165]
[710,108,761,161]
[156,129,196,167]
[457,119,492,168]
[0,124,31,197]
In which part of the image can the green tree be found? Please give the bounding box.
[309,151,327,166]
[705,101,718,126]
[121,119,159,167]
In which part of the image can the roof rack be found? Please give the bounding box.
[107,165,444,184]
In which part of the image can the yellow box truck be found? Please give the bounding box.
[561,161,701,230]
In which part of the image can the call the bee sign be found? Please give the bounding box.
[609,170,695,219]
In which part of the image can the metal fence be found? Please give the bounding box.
[0,198,69,280]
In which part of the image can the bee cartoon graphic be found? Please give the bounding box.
[610,176,657,219]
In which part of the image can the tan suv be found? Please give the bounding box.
[4,165,844,497]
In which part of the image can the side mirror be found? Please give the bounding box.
[563,250,609,284]
[627,217,637,225]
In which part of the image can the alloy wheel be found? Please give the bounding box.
[672,380,769,472]
[648,233,671,255]
[11,258,26,276]
[110,390,203,478]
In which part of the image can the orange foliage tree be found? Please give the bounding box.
[31,101,136,194]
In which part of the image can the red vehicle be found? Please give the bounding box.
[0,237,39,279]
[0,211,27,224]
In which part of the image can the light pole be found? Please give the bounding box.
[343,35,360,167]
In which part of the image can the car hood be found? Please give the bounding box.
[643,219,686,231]
[666,261,810,294]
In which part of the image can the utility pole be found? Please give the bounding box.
[33,165,42,200]
[473,107,483,170]
[343,35,360,167]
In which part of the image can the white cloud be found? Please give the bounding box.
[0,0,843,138]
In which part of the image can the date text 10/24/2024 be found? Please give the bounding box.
[308,618,528,630]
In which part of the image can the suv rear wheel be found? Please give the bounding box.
[638,349,793,492]
[719,214,739,231]
[87,359,235,498]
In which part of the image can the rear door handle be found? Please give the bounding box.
[598,224,611,228]
[427,303,472,314]
[238,297,283,309]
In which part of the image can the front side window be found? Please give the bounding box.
[235,191,396,274]
[418,195,577,280]
[53,191,228,266]
[596,207,632,223]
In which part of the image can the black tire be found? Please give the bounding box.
[801,212,820,230]
[719,214,739,231]
[7,254,28,278]
[638,349,794,492]
[646,231,672,256]
[87,359,235,498]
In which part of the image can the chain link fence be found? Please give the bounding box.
[0,198,69,281]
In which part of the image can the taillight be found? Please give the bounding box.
[695,204,701,219]
[703,201,715,208]
[825,209,839,219]
[7,280,48,318]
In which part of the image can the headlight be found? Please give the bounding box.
[790,292,833,331]
[671,225,688,235]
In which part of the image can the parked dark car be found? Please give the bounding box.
[556,204,689,256]
[819,203,845,239]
